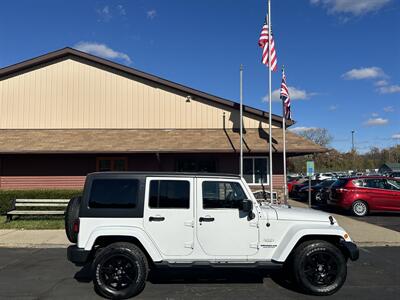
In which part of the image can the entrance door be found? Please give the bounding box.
[143,177,194,256]
[196,178,259,257]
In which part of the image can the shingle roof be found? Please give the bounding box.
[382,163,400,171]
[0,129,326,154]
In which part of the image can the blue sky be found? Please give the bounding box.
[1,0,399,152]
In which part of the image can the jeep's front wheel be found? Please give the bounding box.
[92,242,148,299]
[292,240,347,295]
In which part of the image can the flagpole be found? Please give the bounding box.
[268,0,274,203]
[240,64,244,178]
[282,66,288,205]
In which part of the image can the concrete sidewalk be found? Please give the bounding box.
[0,203,400,248]
[0,229,69,248]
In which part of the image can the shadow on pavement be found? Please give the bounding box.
[73,265,303,294]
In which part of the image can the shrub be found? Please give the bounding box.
[0,189,82,215]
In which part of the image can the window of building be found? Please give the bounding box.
[89,179,139,208]
[202,181,247,209]
[149,180,190,209]
[96,157,127,172]
[175,158,217,173]
[243,157,269,185]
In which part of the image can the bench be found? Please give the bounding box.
[6,199,69,221]
[253,190,278,203]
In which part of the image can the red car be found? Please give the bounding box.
[327,176,400,216]
[287,177,307,195]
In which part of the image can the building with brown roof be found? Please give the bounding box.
[0,48,325,190]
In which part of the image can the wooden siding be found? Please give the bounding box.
[0,59,275,130]
[0,175,284,191]
[0,176,85,190]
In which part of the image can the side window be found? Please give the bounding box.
[385,179,400,191]
[365,179,385,189]
[352,179,364,187]
[202,181,247,209]
[149,180,190,209]
[89,179,139,208]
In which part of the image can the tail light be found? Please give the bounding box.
[73,219,80,233]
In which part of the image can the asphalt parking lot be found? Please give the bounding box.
[0,247,399,299]
[348,212,400,232]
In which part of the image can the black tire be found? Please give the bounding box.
[92,242,148,299]
[292,240,347,296]
[65,196,81,243]
[351,200,368,217]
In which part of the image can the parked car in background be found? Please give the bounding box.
[389,172,400,179]
[328,176,400,217]
[291,180,323,198]
[317,173,335,181]
[298,179,337,203]
[287,177,307,195]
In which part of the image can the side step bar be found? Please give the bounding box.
[154,261,283,270]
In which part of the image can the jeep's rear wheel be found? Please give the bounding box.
[292,240,347,295]
[92,242,148,299]
[65,196,81,243]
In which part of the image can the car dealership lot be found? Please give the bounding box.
[0,247,399,299]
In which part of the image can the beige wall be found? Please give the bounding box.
[0,59,276,130]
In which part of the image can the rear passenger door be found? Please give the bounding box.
[143,177,194,256]
[364,179,391,210]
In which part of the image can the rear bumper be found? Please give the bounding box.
[67,245,90,266]
[340,240,359,261]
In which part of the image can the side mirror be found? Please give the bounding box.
[241,199,253,213]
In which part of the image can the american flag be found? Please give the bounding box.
[258,16,277,71]
[280,69,291,120]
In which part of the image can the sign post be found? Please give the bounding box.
[306,161,315,208]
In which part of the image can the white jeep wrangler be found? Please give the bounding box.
[66,172,358,299]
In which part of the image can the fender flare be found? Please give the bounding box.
[271,224,349,262]
[83,226,163,262]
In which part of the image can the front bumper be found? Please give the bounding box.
[67,245,91,266]
[340,240,359,261]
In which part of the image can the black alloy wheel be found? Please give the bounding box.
[303,251,338,287]
[93,242,148,299]
[99,254,139,291]
[292,240,347,295]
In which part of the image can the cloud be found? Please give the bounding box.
[117,5,126,16]
[328,105,337,111]
[342,67,386,80]
[310,0,391,16]
[97,5,112,22]
[383,106,394,112]
[363,117,388,126]
[147,10,157,19]
[392,134,400,140]
[378,84,400,94]
[371,112,379,117]
[289,127,318,133]
[375,80,388,86]
[74,42,132,64]
[263,86,317,102]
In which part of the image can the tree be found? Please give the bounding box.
[296,128,333,147]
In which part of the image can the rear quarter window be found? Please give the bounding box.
[89,179,139,208]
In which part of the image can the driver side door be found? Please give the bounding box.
[196,178,259,257]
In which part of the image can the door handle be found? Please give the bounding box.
[149,216,165,222]
[199,217,215,222]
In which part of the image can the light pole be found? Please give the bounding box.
[351,130,355,152]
